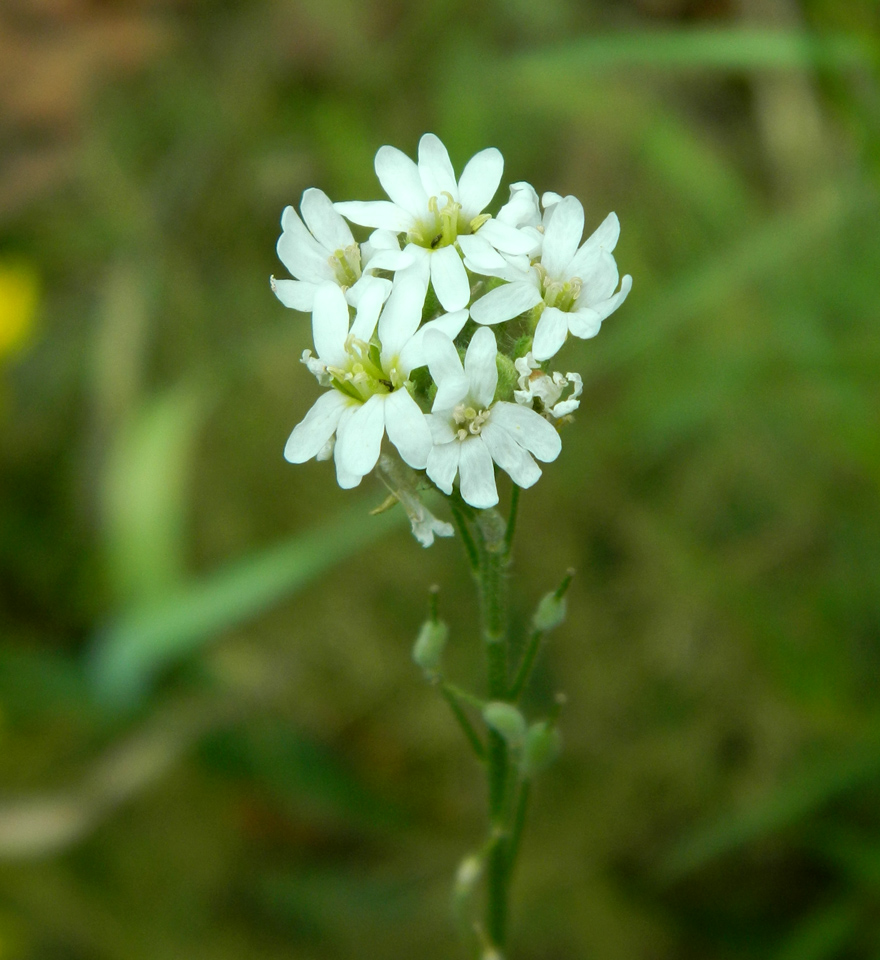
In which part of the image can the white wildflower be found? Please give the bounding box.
[470,196,632,361]
[375,454,453,548]
[424,327,562,510]
[514,353,583,419]
[334,134,533,312]
[271,188,397,312]
[284,276,467,488]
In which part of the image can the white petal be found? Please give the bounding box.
[425,329,463,379]
[489,402,562,462]
[481,421,542,489]
[470,279,542,326]
[312,283,350,365]
[349,279,385,341]
[362,248,409,273]
[284,390,351,463]
[300,188,353,251]
[272,278,316,312]
[334,406,363,488]
[335,464,362,488]
[378,274,427,360]
[497,181,540,227]
[384,388,432,469]
[433,374,470,412]
[532,307,569,361]
[587,211,620,254]
[541,196,584,279]
[594,274,632,322]
[477,219,536,255]
[567,307,602,340]
[464,326,498,409]
[430,245,470,312]
[366,229,401,251]
[458,147,503,218]
[334,393,386,477]
[334,200,414,233]
[395,245,431,286]
[426,441,460,495]
[346,275,392,309]
[426,412,456,443]
[375,145,429,217]
[458,234,508,273]
[277,205,334,283]
[333,403,363,490]
[399,309,468,373]
[418,134,458,201]
[575,249,619,303]
[568,213,620,284]
[458,437,498,509]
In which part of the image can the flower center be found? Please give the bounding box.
[535,265,582,313]
[452,403,491,440]
[326,337,406,402]
[329,244,362,289]
[408,193,490,250]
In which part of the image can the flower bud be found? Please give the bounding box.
[482,701,527,748]
[532,591,567,632]
[520,721,562,779]
[412,619,448,678]
[494,352,518,403]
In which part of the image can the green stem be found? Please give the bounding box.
[508,626,543,702]
[449,496,480,573]
[507,780,531,876]
[440,684,486,761]
[474,509,513,950]
[504,483,520,556]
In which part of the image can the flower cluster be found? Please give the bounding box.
[272,134,631,543]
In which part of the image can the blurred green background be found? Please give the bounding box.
[2,0,880,957]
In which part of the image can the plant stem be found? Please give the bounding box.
[440,683,486,761]
[504,483,520,556]
[473,508,513,951]
[449,496,480,573]
[508,626,543,702]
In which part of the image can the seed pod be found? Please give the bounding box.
[521,721,562,779]
[482,701,527,748]
[412,619,448,678]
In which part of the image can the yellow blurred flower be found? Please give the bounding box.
[0,262,39,359]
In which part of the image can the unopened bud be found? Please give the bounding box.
[412,619,448,677]
[482,701,527,748]
[494,352,518,402]
[532,592,567,631]
[521,721,562,779]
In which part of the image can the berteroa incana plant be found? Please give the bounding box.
[271,133,631,957]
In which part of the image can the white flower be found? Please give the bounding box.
[284,276,467,488]
[271,188,397,312]
[375,454,454,548]
[333,134,533,313]
[424,327,562,509]
[514,353,583,419]
[470,196,632,361]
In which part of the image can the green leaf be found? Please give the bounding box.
[504,29,872,79]
[769,899,860,960]
[89,502,405,705]
[662,724,880,880]
[101,385,207,605]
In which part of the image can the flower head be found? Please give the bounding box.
[284,276,467,489]
[514,352,583,419]
[334,134,533,312]
[424,327,562,509]
[271,188,396,312]
[470,196,632,361]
